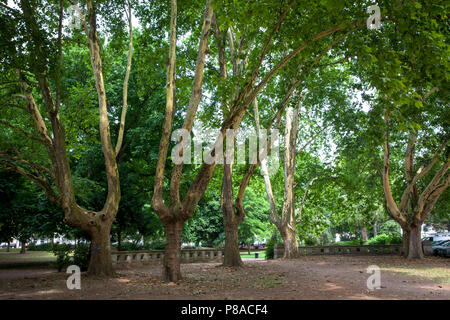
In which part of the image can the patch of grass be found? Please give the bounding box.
[382,266,450,284]
[0,251,56,269]
[240,251,266,259]
[255,274,286,288]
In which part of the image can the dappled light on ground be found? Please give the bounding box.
[0,256,448,300]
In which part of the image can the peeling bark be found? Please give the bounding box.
[382,106,449,259]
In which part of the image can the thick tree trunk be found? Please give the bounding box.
[88,226,114,276]
[223,222,243,267]
[222,162,243,267]
[402,224,423,259]
[163,220,183,282]
[281,227,298,259]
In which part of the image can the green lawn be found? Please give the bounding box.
[0,250,56,268]
[240,251,266,259]
[382,265,450,284]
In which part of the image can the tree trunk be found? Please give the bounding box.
[117,228,122,251]
[361,227,368,241]
[221,159,243,267]
[88,226,114,276]
[402,224,423,259]
[162,220,183,282]
[6,241,10,252]
[373,220,378,237]
[20,240,26,254]
[223,221,243,267]
[281,227,298,259]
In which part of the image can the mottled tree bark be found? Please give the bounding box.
[8,0,133,276]
[382,103,449,259]
[222,162,243,267]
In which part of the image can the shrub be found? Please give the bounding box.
[365,233,402,245]
[52,244,73,272]
[27,242,53,251]
[119,241,142,251]
[73,243,90,272]
[332,238,363,246]
[378,220,402,237]
[148,240,166,250]
[265,238,283,260]
[51,242,91,272]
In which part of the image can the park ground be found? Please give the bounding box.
[0,252,449,300]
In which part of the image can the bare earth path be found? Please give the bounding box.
[0,256,448,300]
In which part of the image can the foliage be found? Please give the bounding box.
[73,243,91,272]
[365,234,402,245]
[52,244,73,272]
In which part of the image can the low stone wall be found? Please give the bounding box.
[273,244,402,259]
[111,249,224,264]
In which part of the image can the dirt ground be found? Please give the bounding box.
[0,256,448,300]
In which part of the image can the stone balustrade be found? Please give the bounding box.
[273,244,402,259]
[111,248,224,265]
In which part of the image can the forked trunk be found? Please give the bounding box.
[223,221,243,267]
[88,226,114,276]
[163,220,183,282]
[281,227,298,259]
[402,224,423,259]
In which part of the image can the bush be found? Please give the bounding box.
[378,220,402,237]
[52,244,73,272]
[332,238,364,246]
[265,238,283,260]
[51,243,91,272]
[119,241,142,251]
[366,234,402,245]
[28,242,53,251]
[73,243,90,272]
[148,240,166,250]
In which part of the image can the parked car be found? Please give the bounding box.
[422,233,450,242]
[436,242,450,258]
[432,240,450,255]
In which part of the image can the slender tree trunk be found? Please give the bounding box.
[162,220,183,282]
[88,225,114,276]
[6,241,10,252]
[402,224,423,259]
[373,220,378,237]
[281,227,298,259]
[361,227,368,241]
[117,229,122,251]
[20,240,26,254]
